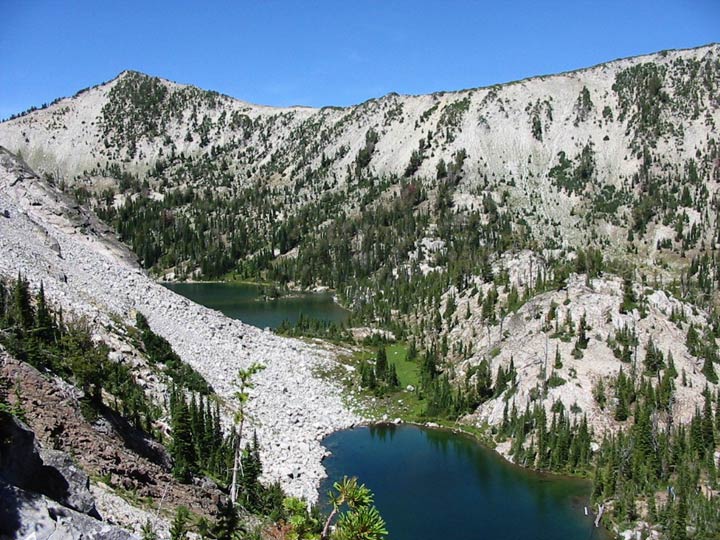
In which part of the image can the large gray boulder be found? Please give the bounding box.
[38,448,98,516]
[0,412,98,516]
[0,481,137,540]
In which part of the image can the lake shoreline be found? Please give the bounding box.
[319,423,608,540]
[160,278,351,311]
[164,279,610,536]
[344,418,594,485]
[162,281,350,330]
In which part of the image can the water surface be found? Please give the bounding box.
[320,425,606,540]
[163,282,349,329]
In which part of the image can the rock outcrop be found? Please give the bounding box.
[0,412,135,539]
[0,481,136,540]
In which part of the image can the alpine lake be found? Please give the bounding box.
[165,281,608,540]
[163,281,349,329]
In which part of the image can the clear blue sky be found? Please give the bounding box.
[1,0,718,118]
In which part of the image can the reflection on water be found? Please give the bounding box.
[163,282,349,329]
[321,424,609,540]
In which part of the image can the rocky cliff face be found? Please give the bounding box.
[0,410,137,539]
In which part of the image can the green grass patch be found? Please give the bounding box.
[343,342,426,420]
[385,343,419,388]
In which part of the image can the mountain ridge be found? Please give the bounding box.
[6,42,718,120]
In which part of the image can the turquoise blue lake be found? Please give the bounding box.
[320,425,607,540]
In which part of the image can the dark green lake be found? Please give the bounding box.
[162,282,349,329]
[320,425,607,540]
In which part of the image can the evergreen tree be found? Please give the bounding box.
[375,347,388,381]
[701,390,715,451]
[701,353,718,383]
[643,337,665,374]
[34,283,55,342]
[64,324,106,404]
[213,500,244,540]
[554,345,563,369]
[620,275,636,314]
[170,506,190,540]
[576,312,589,349]
[669,492,688,540]
[10,273,34,330]
[614,369,630,421]
[240,431,264,511]
[171,393,197,482]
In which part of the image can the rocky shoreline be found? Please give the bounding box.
[0,148,364,504]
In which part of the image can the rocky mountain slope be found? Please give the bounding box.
[448,262,714,435]
[1,44,718,262]
[0,147,361,506]
[1,43,719,454]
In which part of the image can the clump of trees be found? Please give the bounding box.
[359,347,399,395]
[135,312,213,394]
[0,275,158,430]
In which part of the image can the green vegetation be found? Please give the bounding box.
[438,96,470,142]
[591,381,720,538]
[276,315,350,342]
[0,275,158,431]
[574,86,593,125]
[230,362,265,506]
[358,346,399,395]
[135,312,212,394]
[548,144,595,195]
[321,477,387,540]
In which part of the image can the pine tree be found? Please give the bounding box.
[554,345,563,369]
[64,325,106,404]
[576,312,589,349]
[170,506,190,540]
[240,431,263,511]
[701,353,718,383]
[643,337,665,374]
[620,275,636,314]
[593,378,607,410]
[171,393,197,482]
[701,390,715,451]
[686,324,700,356]
[388,364,399,389]
[375,347,388,381]
[407,340,418,360]
[11,273,34,330]
[213,500,244,540]
[669,493,688,540]
[615,369,630,421]
[34,283,55,342]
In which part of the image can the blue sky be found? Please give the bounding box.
[1,1,719,118]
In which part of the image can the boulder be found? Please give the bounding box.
[0,481,137,540]
[0,412,98,516]
[39,448,97,516]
